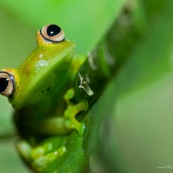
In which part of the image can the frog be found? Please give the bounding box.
[0,24,88,172]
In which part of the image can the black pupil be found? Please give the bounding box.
[0,78,8,92]
[47,24,61,36]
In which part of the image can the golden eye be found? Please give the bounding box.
[40,24,65,43]
[0,72,15,97]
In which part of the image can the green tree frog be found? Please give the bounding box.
[0,24,88,171]
[0,3,146,171]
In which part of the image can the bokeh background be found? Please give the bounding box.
[0,0,173,173]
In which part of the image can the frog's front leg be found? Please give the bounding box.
[35,88,88,136]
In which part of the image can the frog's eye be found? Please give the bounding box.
[40,24,65,43]
[0,72,15,97]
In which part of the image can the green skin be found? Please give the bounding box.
[1,26,88,171]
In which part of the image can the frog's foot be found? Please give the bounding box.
[63,88,88,135]
[64,99,88,136]
[16,140,66,172]
[32,145,66,172]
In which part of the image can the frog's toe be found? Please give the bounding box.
[31,142,53,159]
[16,140,32,163]
[32,145,66,172]
[78,122,85,136]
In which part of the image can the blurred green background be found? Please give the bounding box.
[1,0,173,173]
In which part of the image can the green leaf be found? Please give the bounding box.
[86,1,173,173]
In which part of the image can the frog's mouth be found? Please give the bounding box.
[9,40,75,110]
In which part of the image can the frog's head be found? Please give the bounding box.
[0,24,75,109]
